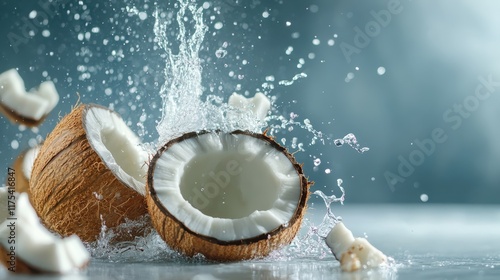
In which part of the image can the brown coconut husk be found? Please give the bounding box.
[29,104,148,242]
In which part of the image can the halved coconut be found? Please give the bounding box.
[9,146,40,195]
[146,130,311,261]
[0,193,90,274]
[0,69,59,127]
[29,104,148,242]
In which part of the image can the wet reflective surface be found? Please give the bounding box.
[3,204,499,279]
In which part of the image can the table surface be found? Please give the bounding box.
[2,204,500,280]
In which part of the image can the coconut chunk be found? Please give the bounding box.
[228,92,271,121]
[9,146,40,194]
[0,193,90,274]
[326,222,387,272]
[30,104,148,242]
[0,69,59,126]
[147,130,311,261]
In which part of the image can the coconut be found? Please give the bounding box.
[9,146,40,195]
[0,193,90,274]
[146,130,311,261]
[29,104,148,242]
[326,221,387,272]
[0,69,59,127]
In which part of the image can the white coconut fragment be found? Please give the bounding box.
[0,193,90,274]
[22,146,40,180]
[326,221,387,272]
[0,68,59,126]
[228,92,271,121]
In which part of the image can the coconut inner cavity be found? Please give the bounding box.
[85,106,147,195]
[153,132,301,241]
[180,151,280,219]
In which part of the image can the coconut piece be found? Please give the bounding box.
[9,146,40,194]
[147,130,311,261]
[0,69,59,127]
[30,104,148,242]
[326,221,387,272]
[0,193,90,274]
[228,92,271,121]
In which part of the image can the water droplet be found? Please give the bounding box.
[334,139,344,147]
[420,194,429,202]
[325,168,331,174]
[215,49,227,58]
[313,158,321,166]
[214,22,223,30]
[377,66,386,75]
[10,140,19,150]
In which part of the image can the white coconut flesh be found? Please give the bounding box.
[152,132,301,242]
[0,69,59,121]
[84,106,148,195]
[22,146,40,180]
[228,92,271,122]
[0,193,90,273]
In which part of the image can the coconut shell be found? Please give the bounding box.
[146,130,311,261]
[29,104,147,242]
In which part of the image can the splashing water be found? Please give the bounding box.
[334,133,370,153]
[153,0,265,146]
[90,0,369,264]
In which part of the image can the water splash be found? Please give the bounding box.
[334,133,370,153]
[154,0,207,145]
[153,0,265,146]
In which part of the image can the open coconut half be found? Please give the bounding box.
[30,104,148,242]
[0,193,90,274]
[0,69,59,127]
[10,146,40,194]
[146,130,311,261]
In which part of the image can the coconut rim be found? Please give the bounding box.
[81,103,147,195]
[148,130,309,245]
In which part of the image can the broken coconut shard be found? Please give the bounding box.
[0,193,90,274]
[326,222,387,272]
[228,92,271,122]
[29,104,149,242]
[9,146,40,195]
[0,69,59,127]
[146,130,311,261]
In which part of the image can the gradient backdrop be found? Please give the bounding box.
[1,0,499,204]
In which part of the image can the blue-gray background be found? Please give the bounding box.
[1,0,499,204]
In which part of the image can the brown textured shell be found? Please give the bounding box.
[29,104,147,242]
[0,245,89,274]
[146,130,312,261]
